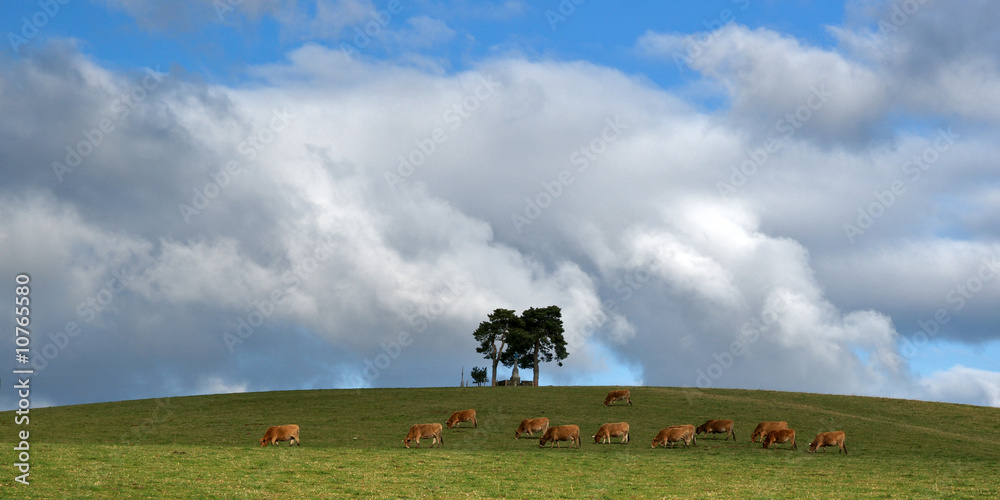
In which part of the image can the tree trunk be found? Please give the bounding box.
[532,340,540,386]
[490,340,504,386]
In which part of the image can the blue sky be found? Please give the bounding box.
[8,1,848,88]
[4,0,1000,410]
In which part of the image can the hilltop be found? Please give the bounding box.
[1,386,998,498]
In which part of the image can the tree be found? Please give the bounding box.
[470,367,488,387]
[504,305,568,386]
[473,308,523,386]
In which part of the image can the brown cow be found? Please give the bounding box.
[763,428,797,450]
[539,425,581,448]
[514,417,549,439]
[593,422,630,444]
[403,423,444,448]
[651,425,697,448]
[603,389,632,407]
[750,421,788,443]
[808,431,847,454]
[696,419,736,441]
[446,409,477,429]
[259,424,300,447]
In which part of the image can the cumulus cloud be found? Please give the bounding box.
[836,0,1000,122]
[4,1,1000,409]
[919,366,1000,407]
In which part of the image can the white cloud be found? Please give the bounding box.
[919,366,1000,407]
[5,2,1000,408]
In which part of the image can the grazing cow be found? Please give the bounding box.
[763,428,797,450]
[403,423,444,449]
[515,417,549,439]
[604,389,632,407]
[696,419,736,441]
[593,422,630,444]
[259,424,300,447]
[808,431,847,454]
[750,421,788,443]
[446,409,477,429]
[651,425,697,448]
[539,425,581,448]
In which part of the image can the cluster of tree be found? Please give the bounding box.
[470,366,488,387]
[472,306,568,387]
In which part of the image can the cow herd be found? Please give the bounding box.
[258,389,848,454]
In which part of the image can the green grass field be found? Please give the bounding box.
[2,386,999,498]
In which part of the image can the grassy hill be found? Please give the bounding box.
[2,386,999,498]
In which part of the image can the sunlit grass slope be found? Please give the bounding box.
[2,386,999,498]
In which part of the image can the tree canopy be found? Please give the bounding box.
[504,305,567,386]
[473,308,523,386]
[473,305,567,386]
[470,366,488,387]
